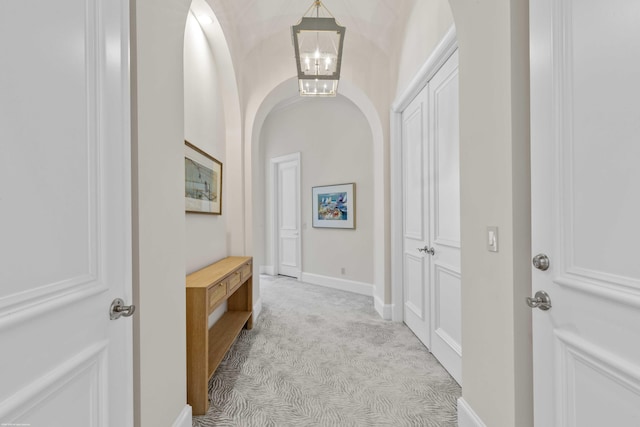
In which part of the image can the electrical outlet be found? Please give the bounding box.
[341,267,346,275]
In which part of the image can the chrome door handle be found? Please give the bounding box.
[532,253,550,271]
[417,246,435,255]
[526,290,552,311]
[110,298,136,320]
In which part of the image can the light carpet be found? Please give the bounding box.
[192,275,461,427]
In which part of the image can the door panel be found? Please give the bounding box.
[428,51,461,384]
[402,89,430,347]
[433,265,461,353]
[432,61,460,249]
[567,0,640,281]
[404,254,426,320]
[403,105,426,240]
[531,0,640,424]
[1,0,97,304]
[0,0,132,425]
[4,342,107,424]
[556,330,640,426]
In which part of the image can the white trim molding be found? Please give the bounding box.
[374,294,393,320]
[390,25,457,322]
[391,26,458,113]
[457,398,487,427]
[171,405,192,427]
[301,272,373,296]
[253,297,263,321]
[259,265,275,276]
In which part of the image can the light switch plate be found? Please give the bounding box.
[487,226,498,252]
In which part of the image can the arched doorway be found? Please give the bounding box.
[244,77,387,319]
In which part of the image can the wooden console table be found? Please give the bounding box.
[186,256,253,415]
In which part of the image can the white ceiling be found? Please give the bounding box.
[205,0,417,60]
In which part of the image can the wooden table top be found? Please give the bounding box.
[186,256,252,289]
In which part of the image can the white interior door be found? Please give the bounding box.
[428,51,461,384]
[402,86,431,347]
[0,1,133,426]
[531,1,640,425]
[273,153,301,279]
[401,52,461,383]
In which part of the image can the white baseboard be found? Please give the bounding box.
[253,297,262,321]
[171,405,192,427]
[260,265,275,275]
[300,272,373,296]
[373,294,393,320]
[457,398,486,427]
[392,300,404,322]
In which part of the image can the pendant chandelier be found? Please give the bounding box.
[291,0,345,97]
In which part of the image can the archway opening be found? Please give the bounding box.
[245,77,387,318]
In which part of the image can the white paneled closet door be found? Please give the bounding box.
[0,0,134,426]
[402,86,431,348]
[531,0,640,425]
[401,51,461,384]
[427,51,461,385]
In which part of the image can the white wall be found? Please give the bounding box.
[261,96,374,285]
[393,1,533,426]
[190,0,245,259]
[452,0,533,424]
[184,12,228,273]
[131,0,191,425]
[394,0,454,99]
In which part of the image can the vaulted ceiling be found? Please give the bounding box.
[205,0,417,63]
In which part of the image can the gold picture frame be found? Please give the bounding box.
[185,141,222,215]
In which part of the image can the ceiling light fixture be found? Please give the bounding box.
[291,0,345,97]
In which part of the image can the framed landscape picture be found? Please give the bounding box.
[312,183,355,229]
[185,141,222,214]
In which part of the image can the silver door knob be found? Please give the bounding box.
[417,246,435,255]
[532,253,550,271]
[110,298,136,320]
[526,290,552,311]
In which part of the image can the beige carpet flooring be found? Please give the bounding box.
[192,275,461,427]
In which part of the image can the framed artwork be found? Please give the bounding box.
[312,183,355,229]
[184,141,222,214]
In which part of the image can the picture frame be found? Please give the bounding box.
[312,183,355,229]
[184,140,222,215]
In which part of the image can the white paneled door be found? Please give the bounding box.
[272,153,301,278]
[0,1,133,426]
[402,51,461,384]
[402,83,431,348]
[427,51,461,384]
[531,1,640,425]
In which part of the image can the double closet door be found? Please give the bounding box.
[401,50,461,384]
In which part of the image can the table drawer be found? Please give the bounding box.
[240,263,252,281]
[227,270,242,290]
[208,281,227,310]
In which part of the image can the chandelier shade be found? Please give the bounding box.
[291,1,345,96]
